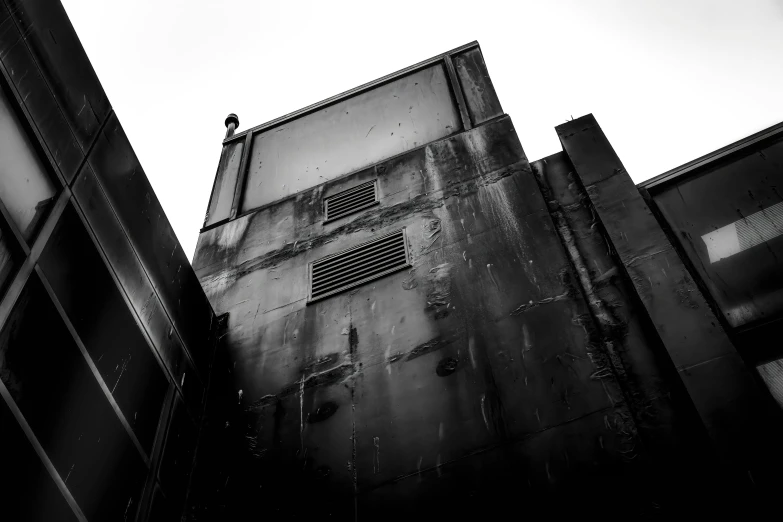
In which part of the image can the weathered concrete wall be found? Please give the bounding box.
[532,151,717,490]
[188,116,715,519]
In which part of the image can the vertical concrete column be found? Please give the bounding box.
[556,114,783,489]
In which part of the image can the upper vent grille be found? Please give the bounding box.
[324,180,378,222]
[308,229,410,302]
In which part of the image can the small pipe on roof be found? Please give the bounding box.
[225,113,239,139]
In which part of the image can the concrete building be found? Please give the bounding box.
[189,42,783,520]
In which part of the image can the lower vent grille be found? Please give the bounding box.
[324,180,378,222]
[308,229,410,302]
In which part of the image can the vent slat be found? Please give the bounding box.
[313,236,399,268]
[327,198,375,217]
[314,241,401,272]
[327,190,375,213]
[312,252,407,291]
[329,180,375,199]
[313,255,408,296]
[311,265,410,302]
[309,229,410,302]
[324,180,378,221]
[313,245,404,281]
[326,205,375,222]
[326,192,375,214]
[313,232,401,271]
[313,259,408,296]
[328,183,375,202]
[313,257,407,295]
[327,206,374,221]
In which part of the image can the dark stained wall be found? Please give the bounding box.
[189,109,720,518]
[0,2,217,520]
[453,47,503,126]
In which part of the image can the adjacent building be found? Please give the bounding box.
[0,3,217,521]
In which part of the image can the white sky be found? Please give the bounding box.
[61,0,783,259]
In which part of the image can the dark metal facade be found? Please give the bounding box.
[190,40,783,519]
[640,123,783,368]
[0,2,217,520]
[638,120,783,455]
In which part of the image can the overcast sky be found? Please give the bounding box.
[61,0,783,259]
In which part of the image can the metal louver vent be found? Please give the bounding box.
[308,229,410,302]
[324,180,378,222]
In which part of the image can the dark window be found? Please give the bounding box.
[0,397,78,522]
[651,135,783,366]
[39,204,169,452]
[157,392,197,506]
[0,274,147,520]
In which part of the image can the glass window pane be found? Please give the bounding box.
[652,138,783,330]
[0,274,147,520]
[39,205,169,452]
[0,86,58,242]
[158,392,197,505]
[241,64,460,212]
[0,397,78,522]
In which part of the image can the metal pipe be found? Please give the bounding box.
[224,113,239,139]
